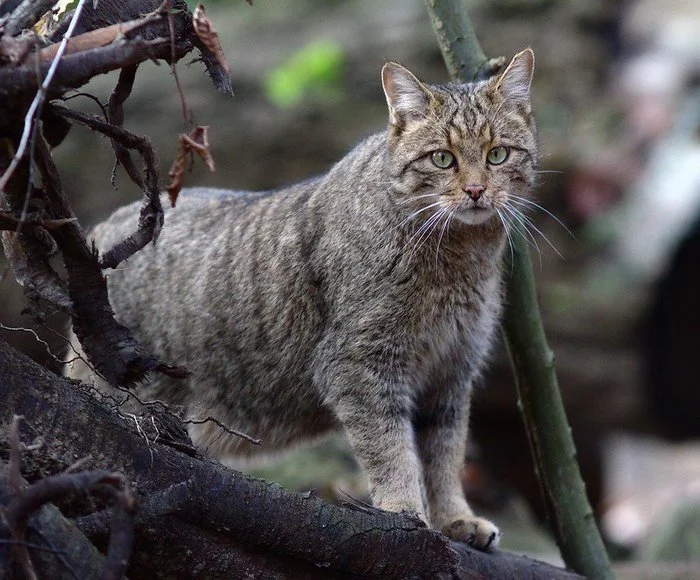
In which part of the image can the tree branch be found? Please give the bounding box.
[107,66,144,189]
[50,103,164,269]
[424,1,614,578]
[0,146,73,315]
[32,136,187,385]
[0,0,215,386]
[424,0,504,82]
[2,0,55,37]
[501,235,614,579]
[0,340,584,579]
[0,461,129,580]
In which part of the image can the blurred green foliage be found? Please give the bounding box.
[263,40,345,108]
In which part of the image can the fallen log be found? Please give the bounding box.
[0,340,583,579]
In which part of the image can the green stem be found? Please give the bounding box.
[424,0,496,81]
[424,1,614,578]
[502,234,614,579]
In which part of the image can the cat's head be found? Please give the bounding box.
[382,49,536,228]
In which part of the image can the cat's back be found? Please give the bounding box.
[93,186,291,252]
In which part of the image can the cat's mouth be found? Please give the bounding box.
[456,206,496,225]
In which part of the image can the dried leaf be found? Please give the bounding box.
[166,126,216,207]
[192,3,231,76]
[183,125,215,172]
[166,143,188,208]
[33,12,53,37]
[33,0,84,37]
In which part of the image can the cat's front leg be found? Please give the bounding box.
[323,362,428,522]
[415,380,501,551]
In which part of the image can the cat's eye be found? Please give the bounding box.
[431,150,455,169]
[487,146,510,165]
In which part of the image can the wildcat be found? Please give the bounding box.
[66,49,537,551]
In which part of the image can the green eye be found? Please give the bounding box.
[487,146,509,165]
[431,150,455,169]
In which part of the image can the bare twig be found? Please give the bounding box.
[62,91,109,119]
[165,0,192,126]
[0,322,69,367]
[46,324,103,374]
[7,470,111,531]
[5,469,136,580]
[0,211,76,233]
[93,476,136,580]
[184,416,262,446]
[32,135,187,385]
[49,103,165,270]
[0,37,187,106]
[112,385,259,449]
[8,415,24,494]
[107,65,144,189]
[36,11,165,62]
[0,0,88,198]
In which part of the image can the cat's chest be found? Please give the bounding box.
[407,272,503,379]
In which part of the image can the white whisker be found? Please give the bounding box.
[403,210,442,250]
[495,208,515,270]
[397,201,444,229]
[398,193,440,205]
[404,207,446,263]
[508,194,575,238]
[434,206,456,269]
[505,204,563,260]
[501,204,543,267]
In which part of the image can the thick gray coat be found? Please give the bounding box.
[67,51,537,550]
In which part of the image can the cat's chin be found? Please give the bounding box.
[455,208,496,226]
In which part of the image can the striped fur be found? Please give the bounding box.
[66,50,537,550]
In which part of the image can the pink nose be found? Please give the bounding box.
[463,184,485,201]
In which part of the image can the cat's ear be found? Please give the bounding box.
[495,48,534,105]
[382,62,434,126]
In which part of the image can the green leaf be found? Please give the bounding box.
[264,40,345,108]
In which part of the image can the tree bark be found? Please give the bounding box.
[0,340,583,579]
[0,470,110,580]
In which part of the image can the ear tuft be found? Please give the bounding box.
[381,62,433,126]
[495,48,534,104]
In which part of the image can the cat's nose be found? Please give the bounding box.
[463,184,485,201]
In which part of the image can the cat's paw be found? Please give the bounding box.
[441,516,501,551]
